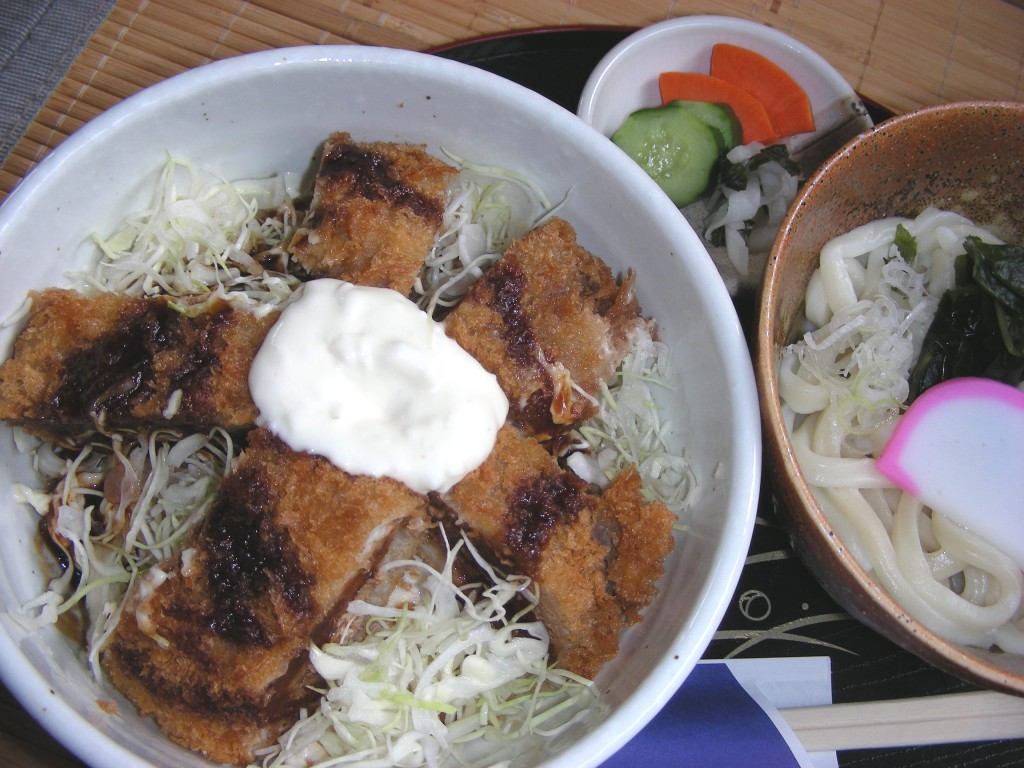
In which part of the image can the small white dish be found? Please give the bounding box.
[578,15,873,294]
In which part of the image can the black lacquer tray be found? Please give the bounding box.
[432,28,1024,768]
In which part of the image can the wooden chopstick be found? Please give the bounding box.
[780,691,1024,752]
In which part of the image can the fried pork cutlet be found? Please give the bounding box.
[102,429,430,765]
[0,288,273,441]
[435,425,675,679]
[443,217,648,440]
[290,132,457,295]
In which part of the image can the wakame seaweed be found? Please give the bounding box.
[967,236,1024,356]
[909,236,1024,401]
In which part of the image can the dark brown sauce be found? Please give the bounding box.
[201,465,313,646]
[50,298,235,424]
[483,262,560,435]
[320,140,442,223]
[172,307,233,415]
[515,388,557,435]
[51,300,155,419]
[34,519,87,644]
[488,261,536,367]
[108,641,267,719]
[503,470,586,566]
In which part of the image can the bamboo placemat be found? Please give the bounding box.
[1,2,1023,767]
[1,0,1023,200]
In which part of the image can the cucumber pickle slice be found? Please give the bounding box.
[611,105,722,207]
[665,100,741,152]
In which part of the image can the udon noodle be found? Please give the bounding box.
[779,206,1024,653]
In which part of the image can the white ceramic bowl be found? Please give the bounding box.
[577,15,873,294]
[0,47,760,768]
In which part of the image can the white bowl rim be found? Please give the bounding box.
[577,14,860,129]
[0,43,762,768]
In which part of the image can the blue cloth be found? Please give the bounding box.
[604,663,803,767]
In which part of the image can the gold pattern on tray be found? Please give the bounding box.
[1,0,1023,200]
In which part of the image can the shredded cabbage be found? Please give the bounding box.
[256,530,599,768]
[413,152,562,318]
[81,155,303,309]
[568,325,695,515]
[13,428,235,678]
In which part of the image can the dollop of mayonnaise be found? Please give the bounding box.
[249,279,509,494]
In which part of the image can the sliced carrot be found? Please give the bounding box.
[658,71,777,145]
[710,43,815,138]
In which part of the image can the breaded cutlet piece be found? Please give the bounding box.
[102,429,430,765]
[600,464,676,625]
[435,425,674,679]
[443,217,648,440]
[290,132,456,295]
[0,288,273,441]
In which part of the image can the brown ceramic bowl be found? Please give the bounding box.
[756,101,1024,695]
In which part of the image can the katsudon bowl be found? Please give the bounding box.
[0,47,760,768]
